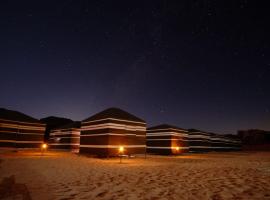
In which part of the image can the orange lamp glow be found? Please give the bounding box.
[175,147,180,151]
[41,143,48,149]
[119,146,124,153]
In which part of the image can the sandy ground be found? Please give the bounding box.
[0,150,270,200]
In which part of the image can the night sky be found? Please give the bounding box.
[1,1,269,134]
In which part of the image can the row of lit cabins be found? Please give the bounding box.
[0,107,241,156]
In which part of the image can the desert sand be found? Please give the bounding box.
[0,150,270,200]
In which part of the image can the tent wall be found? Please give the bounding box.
[80,118,146,156]
[49,128,80,151]
[146,127,189,155]
[0,119,45,148]
[189,130,242,152]
[210,135,241,151]
[188,132,212,152]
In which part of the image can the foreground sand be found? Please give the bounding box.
[0,150,270,200]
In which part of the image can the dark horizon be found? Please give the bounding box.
[1,1,269,134]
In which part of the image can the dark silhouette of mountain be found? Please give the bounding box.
[0,108,41,123]
[238,129,270,151]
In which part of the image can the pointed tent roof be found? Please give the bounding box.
[188,129,212,135]
[53,121,81,130]
[0,108,41,123]
[83,107,145,123]
[188,128,202,132]
[40,116,74,129]
[148,124,186,131]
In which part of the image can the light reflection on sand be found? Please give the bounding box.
[0,150,270,200]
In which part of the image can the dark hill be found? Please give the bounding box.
[0,108,41,123]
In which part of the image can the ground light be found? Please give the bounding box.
[118,146,125,163]
[41,143,48,155]
[174,146,180,155]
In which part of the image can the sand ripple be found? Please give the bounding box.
[0,151,270,200]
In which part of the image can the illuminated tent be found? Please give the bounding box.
[0,108,45,148]
[49,121,81,152]
[147,124,189,155]
[80,107,146,157]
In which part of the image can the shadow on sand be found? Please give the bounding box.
[0,175,32,200]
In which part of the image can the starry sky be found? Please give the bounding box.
[0,0,269,134]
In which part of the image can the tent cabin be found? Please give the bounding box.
[80,108,146,157]
[40,116,74,142]
[188,129,212,152]
[224,134,242,150]
[0,108,45,148]
[209,133,229,151]
[210,133,241,151]
[188,129,242,152]
[49,121,81,152]
[146,124,189,155]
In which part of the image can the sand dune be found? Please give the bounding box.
[0,150,270,200]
